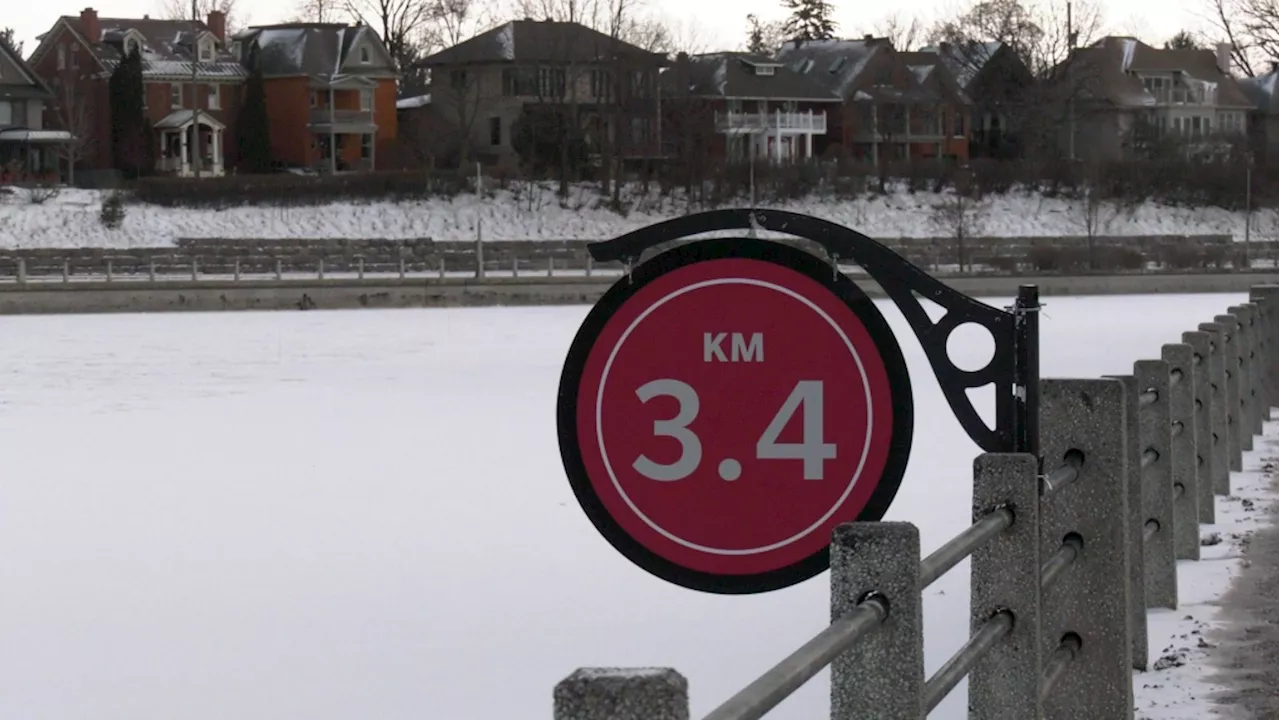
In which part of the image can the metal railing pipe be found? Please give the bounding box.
[1038,634,1083,704]
[1039,451,1084,496]
[1143,519,1160,543]
[1141,448,1160,469]
[922,610,1015,712]
[919,507,1014,589]
[1040,535,1082,591]
[701,595,889,720]
[1139,388,1159,408]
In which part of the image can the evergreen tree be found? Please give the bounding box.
[108,47,150,177]
[235,66,273,173]
[0,27,23,57]
[780,0,837,46]
[746,15,769,54]
[1164,30,1199,50]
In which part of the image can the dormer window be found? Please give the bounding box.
[755,65,775,76]
[229,41,241,61]
[121,29,145,57]
[359,46,371,63]
[198,37,214,62]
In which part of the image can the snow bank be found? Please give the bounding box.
[0,184,1275,248]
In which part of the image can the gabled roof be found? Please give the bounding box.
[897,50,970,104]
[1062,37,1254,109]
[420,20,667,66]
[919,41,1004,90]
[1235,65,1277,114]
[235,23,397,78]
[776,37,889,98]
[57,15,246,79]
[665,52,840,101]
[0,33,52,99]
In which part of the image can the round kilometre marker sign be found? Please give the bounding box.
[557,237,914,594]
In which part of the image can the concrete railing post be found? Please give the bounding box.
[1228,305,1256,447]
[1104,373,1149,667]
[399,258,406,279]
[1182,331,1215,523]
[358,257,365,280]
[106,259,113,282]
[1038,378,1134,718]
[439,257,446,279]
[148,258,156,282]
[1160,345,1199,561]
[1212,314,1243,468]
[585,254,594,277]
[234,259,241,282]
[1198,322,1233,490]
[191,257,199,282]
[1248,284,1278,406]
[968,453,1042,719]
[830,522,923,720]
[1233,302,1265,433]
[62,259,69,283]
[512,256,520,277]
[553,668,689,720]
[275,259,283,281]
[1136,358,1172,609]
[318,258,326,280]
[16,258,25,284]
[548,256,555,277]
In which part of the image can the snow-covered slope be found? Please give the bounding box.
[0,185,1275,248]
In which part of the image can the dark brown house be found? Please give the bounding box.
[922,41,1035,158]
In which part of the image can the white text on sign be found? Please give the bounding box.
[703,332,764,363]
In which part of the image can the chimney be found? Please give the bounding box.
[207,10,226,42]
[1271,60,1279,75]
[80,8,100,43]
[1215,42,1231,74]
[864,34,873,41]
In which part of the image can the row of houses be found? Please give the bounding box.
[0,11,1277,182]
[408,21,1279,169]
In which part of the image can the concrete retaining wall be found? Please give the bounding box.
[2,271,1275,316]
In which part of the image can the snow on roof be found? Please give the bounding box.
[1120,38,1137,72]
[909,64,933,83]
[495,22,515,60]
[257,28,308,70]
[396,94,430,109]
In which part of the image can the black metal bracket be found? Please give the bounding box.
[591,208,1031,453]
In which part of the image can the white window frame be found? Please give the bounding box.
[361,133,373,159]
[207,84,220,110]
[171,84,183,108]
[359,46,371,63]
[359,88,373,110]
[198,38,214,62]
[0,100,13,126]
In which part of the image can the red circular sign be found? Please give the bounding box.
[558,238,912,594]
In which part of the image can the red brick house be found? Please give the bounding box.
[776,37,972,163]
[662,52,840,163]
[28,7,245,177]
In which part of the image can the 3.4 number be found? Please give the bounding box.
[630,379,836,482]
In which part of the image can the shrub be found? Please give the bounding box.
[130,170,471,208]
[99,192,126,229]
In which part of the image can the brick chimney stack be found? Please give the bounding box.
[80,7,100,43]
[1215,42,1232,74]
[207,10,226,42]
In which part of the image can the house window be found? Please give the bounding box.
[0,101,11,126]
[630,116,652,143]
[590,69,612,101]
[538,67,567,98]
[123,37,138,56]
[207,84,220,109]
[57,44,66,70]
[488,116,501,146]
[361,134,373,159]
[629,70,649,97]
[755,64,775,76]
[359,46,371,63]
[310,91,318,108]
[449,69,469,92]
[874,66,892,86]
[171,84,183,108]
[952,111,964,137]
[360,89,373,110]
[198,39,213,62]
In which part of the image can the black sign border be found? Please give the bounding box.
[556,236,915,595]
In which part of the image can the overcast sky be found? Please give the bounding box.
[8,0,1229,67]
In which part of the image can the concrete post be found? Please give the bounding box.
[62,259,69,283]
[830,522,923,720]
[512,256,520,277]
[358,257,365,280]
[475,220,485,279]
[1228,305,1256,447]
[1248,285,1278,406]
[1133,360,1177,610]
[548,256,555,278]
[149,258,156,282]
[439,258,446,279]
[16,258,25,284]
[1233,303,1264,434]
[1103,373,1148,666]
[275,259,283,281]
[1197,323,1232,494]
[553,668,689,720]
[1038,378,1134,720]
[968,453,1042,719]
[234,259,241,282]
[399,258,406,279]
[586,254,594,277]
[106,260,113,282]
[1160,345,1200,562]
[1182,331,1214,523]
[318,258,326,281]
[1213,314,1243,470]
[191,257,199,282]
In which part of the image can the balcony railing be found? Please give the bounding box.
[715,110,827,134]
[309,108,375,126]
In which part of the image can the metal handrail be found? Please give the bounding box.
[1039,634,1083,703]
[920,507,1014,589]
[700,594,889,720]
[1041,535,1082,591]
[1040,451,1084,496]
[923,610,1015,712]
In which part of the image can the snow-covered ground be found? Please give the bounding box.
[1,184,1275,248]
[0,294,1272,720]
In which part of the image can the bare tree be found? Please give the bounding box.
[929,169,986,271]
[346,0,434,66]
[50,72,97,185]
[1204,0,1277,76]
[1068,161,1114,267]
[745,14,786,54]
[158,0,244,34]
[294,0,343,22]
[874,12,924,51]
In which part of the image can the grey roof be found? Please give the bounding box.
[775,37,888,98]
[236,24,395,78]
[420,20,667,66]
[919,41,1003,89]
[62,15,246,79]
[1237,66,1278,114]
[1062,37,1254,109]
[0,37,51,98]
[666,52,840,101]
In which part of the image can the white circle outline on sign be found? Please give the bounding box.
[593,275,876,556]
